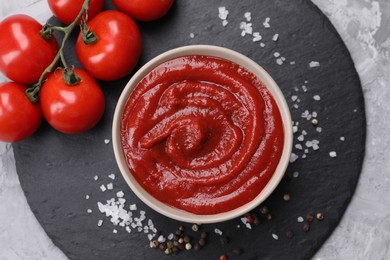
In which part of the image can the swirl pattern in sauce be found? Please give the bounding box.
[120,55,284,214]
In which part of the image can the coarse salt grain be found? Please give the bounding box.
[295,144,303,150]
[86,195,90,199]
[244,12,251,21]
[129,204,137,211]
[290,61,296,65]
[100,184,107,192]
[340,136,345,141]
[108,174,115,180]
[316,127,322,133]
[218,7,229,20]
[190,33,195,38]
[276,58,283,65]
[117,191,124,198]
[274,52,281,58]
[263,17,270,28]
[97,219,103,227]
[313,95,321,101]
[309,61,320,67]
[104,139,110,144]
[87,209,92,213]
[272,33,279,41]
[113,229,118,234]
[329,151,337,157]
[302,85,307,92]
[107,183,113,190]
[290,153,299,163]
[293,171,299,178]
[214,228,223,236]
[260,42,265,48]
[272,234,279,240]
[297,216,304,222]
[94,175,98,181]
[222,20,228,26]
[252,32,262,42]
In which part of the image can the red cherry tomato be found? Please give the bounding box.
[0,15,58,84]
[0,82,42,142]
[40,68,105,134]
[48,0,104,25]
[112,0,174,21]
[76,10,142,81]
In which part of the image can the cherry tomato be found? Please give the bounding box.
[0,82,42,142]
[76,10,142,81]
[0,15,58,84]
[112,0,174,22]
[48,0,104,25]
[40,68,105,134]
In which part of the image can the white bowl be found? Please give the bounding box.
[112,45,293,223]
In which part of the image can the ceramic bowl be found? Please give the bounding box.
[112,45,293,223]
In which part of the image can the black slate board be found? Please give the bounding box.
[14,0,366,259]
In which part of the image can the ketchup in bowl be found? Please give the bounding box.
[119,55,284,215]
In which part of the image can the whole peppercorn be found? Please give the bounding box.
[166,241,174,249]
[193,243,201,251]
[303,223,310,232]
[192,223,200,232]
[164,248,172,255]
[183,235,191,244]
[151,239,159,248]
[159,243,167,251]
[260,206,269,215]
[253,216,261,225]
[311,118,319,126]
[306,213,314,222]
[283,194,291,201]
[177,243,184,251]
[178,237,184,244]
[316,212,324,221]
[172,246,179,254]
[200,232,208,239]
[198,238,206,247]
[178,225,185,231]
[286,229,294,239]
[219,236,229,245]
[185,243,192,250]
[267,213,273,221]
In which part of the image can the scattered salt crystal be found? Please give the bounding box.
[329,151,337,158]
[290,61,296,65]
[116,191,124,198]
[353,109,358,113]
[113,229,118,234]
[302,85,307,92]
[189,33,195,38]
[214,228,223,236]
[104,139,110,144]
[263,17,270,28]
[137,227,143,232]
[292,126,298,133]
[312,111,318,117]
[107,183,113,190]
[86,195,90,199]
[304,149,309,154]
[245,223,252,229]
[126,226,131,233]
[237,225,241,228]
[281,56,286,61]
[222,20,228,27]
[94,175,99,181]
[218,7,229,20]
[100,184,107,192]
[97,219,103,227]
[274,52,281,58]
[312,143,320,150]
[316,127,322,133]
[305,80,308,84]
[167,233,174,240]
[87,209,92,213]
[129,204,137,211]
[158,235,166,243]
[309,61,320,67]
[297,216,304,222]
[302,154,307,159]
[302,130,307,136]
[293,104,299,109]
[240,22,253,36]
[244,12,251,21]
[272,33,279,41]
[252,32,262,42]
[313,95,321,101]
[260,42,265,48]
[276,58,283,65]
[289,153,299,163]
[340,136,345,141]
[148,234,154,241]
[108,174,115,180]
[272,234,279,240]
[297,135,304,142]
[293,171,299,178]
[241,217,248,224]
[295,144,303,150]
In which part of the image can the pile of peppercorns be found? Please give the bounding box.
[150,224,208,255]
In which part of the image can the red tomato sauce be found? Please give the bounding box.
[120,55,284,214]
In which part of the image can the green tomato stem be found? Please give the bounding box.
[26,0,91,103]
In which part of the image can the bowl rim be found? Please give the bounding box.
[112,44,293,224]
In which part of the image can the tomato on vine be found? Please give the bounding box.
[112,0,174,22]
[0,15,58,84]
[0,83,42,142]
[76,10,142,81]
[48,0,104,25]
[39,68,105,134]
